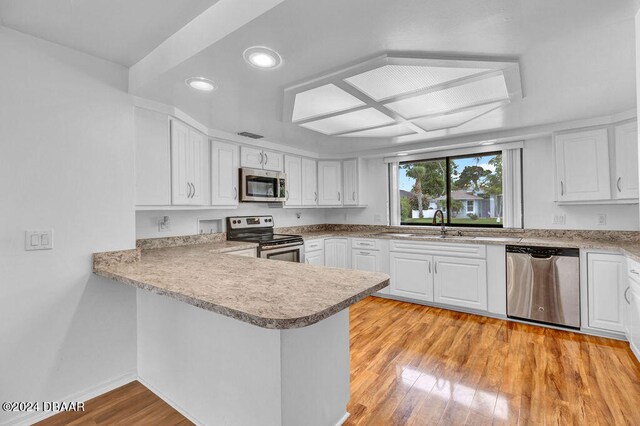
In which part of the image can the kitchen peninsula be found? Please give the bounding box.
[93,239,389,426]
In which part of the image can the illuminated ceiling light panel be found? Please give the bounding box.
[291,84,365,122]
[344,64,491,101]
[299,108,395,135]
[411,101,505,132]
[384,74,509,119]
[340,123,417,138]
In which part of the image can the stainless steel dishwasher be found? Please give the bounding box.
[506,245,580,328]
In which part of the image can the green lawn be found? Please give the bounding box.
[402,217,502,225]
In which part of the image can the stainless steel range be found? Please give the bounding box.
[226,215,304,262]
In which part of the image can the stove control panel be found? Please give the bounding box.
[227,215,274,229]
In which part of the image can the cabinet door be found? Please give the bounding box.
[614,122,639,200]
[318,161,343,206]
[170,120,192,205]
[284,155,302,206]
[301,158,318,206]
[433,257,487,311]
[389,252,433,301]
[211,140,239,206]
[343,159,358,206]
[305,250,325,266]
[352,250,378,273]
[325,238,350,269]
[240,146,264,169]
[629,280,640,360]
[554,129,611,201]
[262,149,284,172]
[588,253,626,332]
[189,130,208,205]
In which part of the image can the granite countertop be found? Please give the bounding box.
[299,230,640,262]
[94,242,389,330]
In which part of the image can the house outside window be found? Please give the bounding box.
[398,152,503,227]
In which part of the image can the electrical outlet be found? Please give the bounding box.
[597,214,607,226]
[25,229,54,251]
[158,216,171,232]
[552,214,566,225]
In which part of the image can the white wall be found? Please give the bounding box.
[523,136,639,230]
[136,205,328,239]
[0,26,137,425]
[342,143,639,230]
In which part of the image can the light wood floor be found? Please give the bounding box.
[38,297,640,425]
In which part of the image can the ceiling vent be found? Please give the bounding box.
[237,131,264,139]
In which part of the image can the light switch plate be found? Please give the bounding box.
[552,214,565,225]
[25,229,54,251]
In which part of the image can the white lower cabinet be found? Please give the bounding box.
[628,278,640,359]
[587,253,626,333]
[433,256,487,311]
[304,239,325,266]
[352,241,389,294]
[325,238,350,269]
[390,252,433,301]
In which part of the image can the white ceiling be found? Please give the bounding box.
[2,0,637,155]
[0,0,220,66]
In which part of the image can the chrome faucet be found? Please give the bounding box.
[432,209,446,237]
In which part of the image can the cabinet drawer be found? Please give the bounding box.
[227,248,257,257]
[390,240,486,259]
[352,238,378,250]
[304,239,324,253]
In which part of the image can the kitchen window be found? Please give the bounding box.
[394,149,522,228]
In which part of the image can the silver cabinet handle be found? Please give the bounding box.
[338,192,341,201]
[434,262,438,274]
[260,152,264,165]
[624,287,631,304]
[631,269,639,275]
[560,181,564,196]
[617,177,622,192]
[353,191,356,201]
[264,153,269,165]
[359,251,370,255]
[286,190,289,201]
[187,182,192,198]
[314,192,317,201]
[234,187,238,200]
[191,182,196,198]
[428,261,431,274]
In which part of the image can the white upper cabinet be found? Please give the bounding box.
[587,253,626,333]
[211,140,239,206]
[284,155,302,206]
[171,119,209,206]
[343,159,359,206]
[240,146,284,172]
[262,149,284,172]
[301,158,318,206]
[554,128,611,202]
[135,108,171,206]
[614,121,639,200]
[318,161,343,206]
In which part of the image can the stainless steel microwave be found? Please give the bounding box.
[240,168,286,202]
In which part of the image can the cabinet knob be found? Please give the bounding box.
[624,286,631,304]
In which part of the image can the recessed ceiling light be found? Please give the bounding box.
[243,46,282,69]
[185,77,217,92]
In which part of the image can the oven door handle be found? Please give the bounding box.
[261,241,304,251]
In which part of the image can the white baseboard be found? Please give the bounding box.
[335,412,350,426]
[1,371,137,426]
[136,376,204,426]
